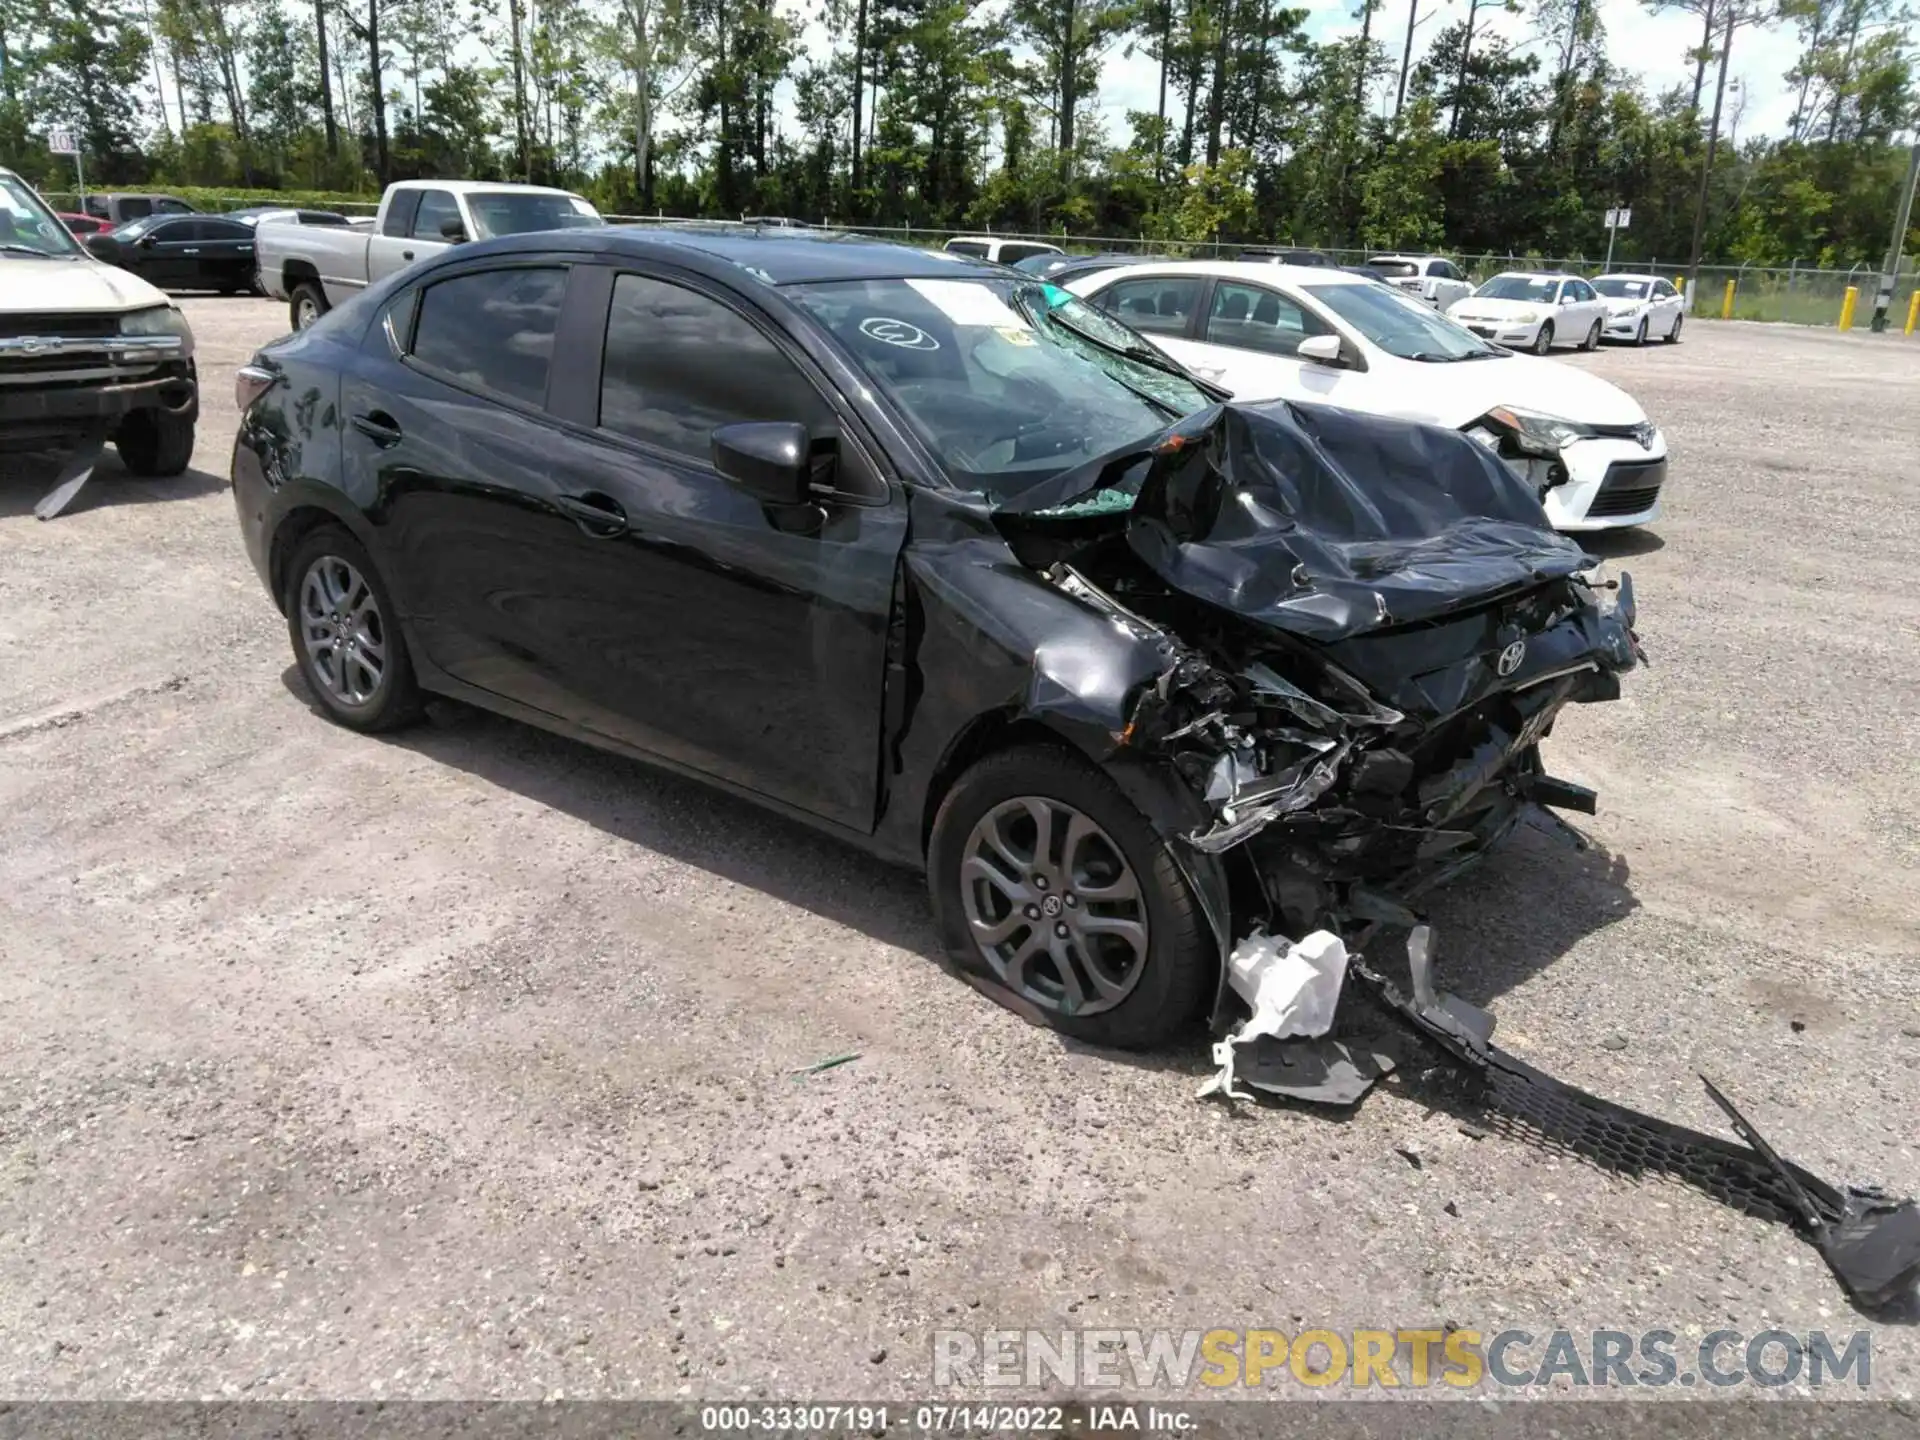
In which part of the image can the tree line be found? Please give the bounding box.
[1,0,1915,267]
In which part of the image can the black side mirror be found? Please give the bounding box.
[439,216,468,242]
[712,422,812,506]
[138,233,158,249]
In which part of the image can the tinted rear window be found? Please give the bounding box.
[411,267,567,406]
[1367,259,1420,278]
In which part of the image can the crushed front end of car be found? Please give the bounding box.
[996,400,1641,942]
[991,400,1919,1317]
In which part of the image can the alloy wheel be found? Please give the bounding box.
[298,555,387,707]
[295,296,319,329]
[959,796,1150,1017]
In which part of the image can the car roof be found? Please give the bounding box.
[447,225,1019,286]
[1489,270,1575,280]
[1596,272,1663,281]
[1074,258,1374,287]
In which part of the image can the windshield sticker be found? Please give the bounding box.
[907,278,1031,330]
[859,316,940,351]
[995,326,1037,347]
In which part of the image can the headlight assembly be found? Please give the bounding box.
[119,304,195,358]
[1479,405,1600,457]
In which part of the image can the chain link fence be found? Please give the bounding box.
[46,190,1918,331]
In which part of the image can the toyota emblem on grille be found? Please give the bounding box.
[1496,639,1527,677]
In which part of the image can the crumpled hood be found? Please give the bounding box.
[999,399,1600,643]
[0,255,170,313]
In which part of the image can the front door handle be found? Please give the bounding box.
[351,411,403,447]
[180,247,200,254]
[555,492,628,538]
[401,249,414,261]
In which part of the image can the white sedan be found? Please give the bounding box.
[1594,273,1686,345]
[1069,260,1667,531]
[1445,272,1609,354]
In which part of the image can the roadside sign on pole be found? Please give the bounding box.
[1604,208,1631,231]
[48,129,78,155]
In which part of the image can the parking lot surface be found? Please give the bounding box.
[2,299,1918,1401]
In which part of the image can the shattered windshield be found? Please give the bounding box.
[791,275,1209,502]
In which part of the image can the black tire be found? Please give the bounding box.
[1531,321,1554,355]
[1633,318,1648,347]
[282,525,423,733]
[290,281,329,331]
[1582,320,1601,351]
[927,743,1212,1049]
[1665,314,1683,344]
[113,408,195,477]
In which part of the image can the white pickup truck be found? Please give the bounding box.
[257,179,603,330]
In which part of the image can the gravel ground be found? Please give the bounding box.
[2,300,1917,1407]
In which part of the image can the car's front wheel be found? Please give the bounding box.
[1531,321,1555,355]
[283,525,422,733]
[114,409,195,476]
[1633,318,1648,346]
[927,744,1212,1049]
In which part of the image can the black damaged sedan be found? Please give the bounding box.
[231,227,1640,1048]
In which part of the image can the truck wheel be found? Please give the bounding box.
[927,744,1212,1050]
[114,409,195,477]
[291,282,328,331]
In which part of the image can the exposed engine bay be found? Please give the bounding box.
[996,398,1642,941]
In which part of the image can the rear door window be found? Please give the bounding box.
[410,266,567,407]
[1097,276,1201,337]
[382,190,422,238]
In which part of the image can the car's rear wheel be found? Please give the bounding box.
[927,744,1212,1049]
[1665,314,1683,344]
[290,282,328,332]
[1531,321,1554,355]
[114,409,195,476]
[1582,320,1602,351]
[284,525,422,733]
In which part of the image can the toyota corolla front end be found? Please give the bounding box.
[1464,405,1668,531]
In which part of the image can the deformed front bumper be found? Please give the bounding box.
[1538,433,1667,530]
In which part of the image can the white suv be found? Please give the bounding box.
[1365,254,1473,309]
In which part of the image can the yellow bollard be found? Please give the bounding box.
[1721,279,1736,319]
[1839,286,1859,331]
[1906,290,1919,336]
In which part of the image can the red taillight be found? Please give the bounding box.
[234,363,275,413]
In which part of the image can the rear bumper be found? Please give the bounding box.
[0,362,198,451]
